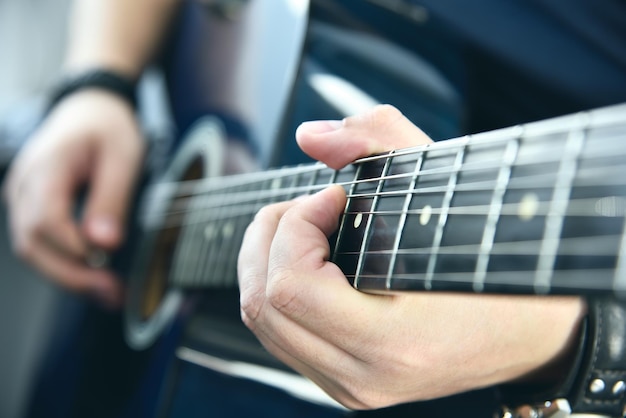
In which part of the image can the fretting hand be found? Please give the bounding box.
[237,105,585,409]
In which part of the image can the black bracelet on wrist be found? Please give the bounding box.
[499,297,626,418]
[566,296,626,417]
[47,69,138,114]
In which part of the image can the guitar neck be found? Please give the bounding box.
[166,103,626,297]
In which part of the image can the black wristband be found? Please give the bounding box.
[499,297,626,417]
[566,296,626,417]
[47,69,137,113]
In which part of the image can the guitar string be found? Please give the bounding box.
[155,107,626,289]
[333,234,620,257]
[172,224,621,266]
[150,105,626,197]
[163,195,624,284]
[138,106,626,199]
[142,138,626,202]
[346,270,617,291]
[140,119,625,203]
[143,158,626,225]
[153,170,625,289]
[172,270,618,291]
[145,172,626,230]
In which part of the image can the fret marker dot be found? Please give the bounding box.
[420,205,432,226]
[353,213,363,229]
[518,193,539,221]
[595,196,626,217]
[222,222,235,239]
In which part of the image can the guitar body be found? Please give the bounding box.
[21,1,626,418]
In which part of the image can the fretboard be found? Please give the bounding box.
[159,103,626,297]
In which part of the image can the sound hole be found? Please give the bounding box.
[140,157,204,319]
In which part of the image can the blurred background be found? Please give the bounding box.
[0,1,70,418]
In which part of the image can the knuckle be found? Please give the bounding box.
[351,386,396,410]
[266,269,304,317]
[239,286,263,323]
[239,308,257,332]
[369,104,403,126]
[12,236,35,260]
[334,380,391,410]
[14,221,46,259]
[239,291,262,321]
[342,104,403,131]
[253,204,278,223]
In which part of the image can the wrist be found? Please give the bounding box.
[47,69,138,114]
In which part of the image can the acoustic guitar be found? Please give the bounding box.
[124,101,626,404]
[122,1,626,407]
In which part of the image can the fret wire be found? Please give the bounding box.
[221,212,247,287]
[211,197,235,287]
[270,167,287,201]
[171,193,200,286]
[308,163,323,195]
[331,164,363,265]
[354,152,394,288]
[194,185,214,287]
[474,134,520,292]
[386,152,425,290]
[192,187,215,286]
[328,170,339,187]
[286,166,301,200]
[424,139,468,289]
[534,116,587,294]
[614,215,626,295]
[198,220,220,287]
[180,196,199,285]
[196,224,216,288]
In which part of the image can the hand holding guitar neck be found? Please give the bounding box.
[3,90,144,308]
[237,105,585,410]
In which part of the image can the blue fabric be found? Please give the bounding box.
[165,362,347,418]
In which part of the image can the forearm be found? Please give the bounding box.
[64,0,181,78]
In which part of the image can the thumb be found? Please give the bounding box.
[270,185,347,285]
[296,104,433,170]
[83,140,143,250]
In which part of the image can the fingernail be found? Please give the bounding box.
[87,217,119,246]
[296,120,343,135]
